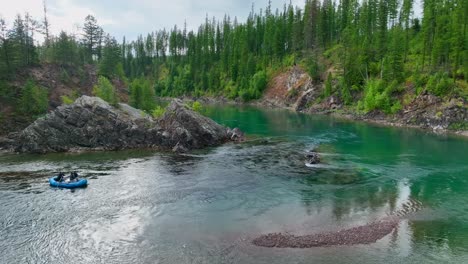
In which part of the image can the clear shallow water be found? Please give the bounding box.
[1,105,468,264]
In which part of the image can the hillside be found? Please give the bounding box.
[261,66,467,134]
[0,64,128,135]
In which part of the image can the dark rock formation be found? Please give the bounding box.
[227,127,245,142]
[157,99,240,150]
[9,96,243,153]
[305,151,321,164]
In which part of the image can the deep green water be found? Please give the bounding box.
[1,105,467,264]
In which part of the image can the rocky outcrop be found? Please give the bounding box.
[398,95,467,132]
[8,96,243,153]
[261,66,321,110]
[157,99,237,150]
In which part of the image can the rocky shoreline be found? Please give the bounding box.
[256,66,467,137]
[0,96,244,154]
[174,95,468,138]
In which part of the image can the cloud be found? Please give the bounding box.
[2,0,422,44]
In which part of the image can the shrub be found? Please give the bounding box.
[426,73,454,96]
[282,54,296,67]
[448,121,468,131]
[224,81,239,100]
[190,101,203,113]
[60,68,70,83]
[360,79,395,113]
[323,74,333,97]
[453,80,468,101]
[390,101,402,114]
[338,77,352,105]
[249,71,268,99]
[61,95,74,105]
[60,90,79,105]
[151,105,166,119]
[305,57,322,82]
[130,78,155,111]
[93,76,118,106]
[18,79,49,116]
[0,80,11,98]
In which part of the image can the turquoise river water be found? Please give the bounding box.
[0,105,467,263]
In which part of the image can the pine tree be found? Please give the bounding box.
[83,15,102,62]
[99,35,121,78]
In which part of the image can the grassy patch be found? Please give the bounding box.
[448,121,468,131]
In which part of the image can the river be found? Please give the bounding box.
[1,105,467,263]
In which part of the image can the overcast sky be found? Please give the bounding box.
[1,0,421,43]
[0,0,305,42]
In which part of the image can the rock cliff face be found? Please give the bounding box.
[8,96,243,153]
[261,66,322,111]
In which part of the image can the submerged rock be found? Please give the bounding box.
[11,96,243,153]
[305,151,321,164]
[172,142,189,153]
[227,127,245,142]
[253,217,399,248]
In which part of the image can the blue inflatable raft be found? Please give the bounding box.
[49,177,88,189]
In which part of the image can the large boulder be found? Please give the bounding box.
[12,96,243,153]
[158,99,243,149]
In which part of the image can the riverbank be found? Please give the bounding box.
[171,95,468,138]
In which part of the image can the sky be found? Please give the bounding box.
[0,0,305,43]
[1,0,422,43]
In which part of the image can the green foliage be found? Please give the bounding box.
[448,121,468,131]
[129,77,155,112]
[359,79,402,114]
[360,79,388,113]
[61,95,74,105]
[390,101,403,114]
[282,54,296,67]
[232,71,269,102]
[323,74,333,97]
[305,57,321,82]
[225,81,239,100]
[0,80,12,98]
[190,101,203,113]
[60,68,70,83]
[98,36,121,78]
[338,77,352,105]
[151,105,166,119]
[248,71,268,99]
[453,80,468,101]
[61,90,80,105]
[18,79,48,116]
[426,73,454,97]
[92,76,118,106]
[51,31,82,66]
